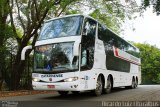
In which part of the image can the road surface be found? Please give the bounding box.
[0,85,160,107]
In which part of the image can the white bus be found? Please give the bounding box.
[21,14,141,96]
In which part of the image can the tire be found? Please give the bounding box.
[125,78,136,89]
[71,91,80,95]
[93,76,103,96]
[135,79,138,88]
[130,78,136,89]
[103,76,112,94]
[58,91,69,96]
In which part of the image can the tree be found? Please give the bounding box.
[141,0,160,15]
[135,43,160,84]
[89,0,126,34]
[66,0,138,34]
[0,0,11,90]
[8,0,62,90]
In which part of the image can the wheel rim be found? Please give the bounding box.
[135,80,138,87]
[106,79,111,91]
[132,80,135,88]
[96,77,102,94]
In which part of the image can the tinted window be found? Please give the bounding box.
[38,16,83,40]
[97,23,140,72]
[98,24,105,40]
[82,18,96,37]
[81,18,97,71]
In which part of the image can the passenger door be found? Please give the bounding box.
[79,18,97,90]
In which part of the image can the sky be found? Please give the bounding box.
[121,2,160,48]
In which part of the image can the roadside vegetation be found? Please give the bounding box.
[135,43,160,84]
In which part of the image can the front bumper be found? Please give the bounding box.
[32,81,80,91]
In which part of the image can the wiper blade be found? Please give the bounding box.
[54,66,70,70]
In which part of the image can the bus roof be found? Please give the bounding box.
[45,14,97,23]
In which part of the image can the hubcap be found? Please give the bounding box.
[132,80,135,88]
[96,78,102,93]
[107,79,111,90]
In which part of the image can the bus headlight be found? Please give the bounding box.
[32,78,40,82]
[64,77,78,82]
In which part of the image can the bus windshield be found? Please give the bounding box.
[34,42,79,72]
[38,16,83,40]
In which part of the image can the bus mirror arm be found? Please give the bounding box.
[21,45,32,60]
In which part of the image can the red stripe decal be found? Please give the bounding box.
[117,55,140,65]
[115,47,119,56]
[114,47,140,65]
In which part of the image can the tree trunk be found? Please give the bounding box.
[0,23,6,91]
[10,43,27,90]
[0,80,2,91]
[0,69,2,90]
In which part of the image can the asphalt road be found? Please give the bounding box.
[0,85,160,107]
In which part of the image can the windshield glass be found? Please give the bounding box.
[38,16,83,40]
[34,42,79,72]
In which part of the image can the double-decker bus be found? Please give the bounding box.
[21,14,141,96]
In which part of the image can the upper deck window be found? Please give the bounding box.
[38,16,84,40]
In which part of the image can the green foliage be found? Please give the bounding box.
[89,0,124,33]
[16,29,23,39]
[60,0,138,34]
[142,0,160,15]
[90,9,124,34]
[135,43,160,84]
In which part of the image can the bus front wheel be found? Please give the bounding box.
[58,91,69,96]
[71,91,80,95]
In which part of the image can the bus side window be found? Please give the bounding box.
[81,18,96,71]
[81,49,91,70]
[81,50,87,66]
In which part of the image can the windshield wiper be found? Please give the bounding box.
[54,66,70,70]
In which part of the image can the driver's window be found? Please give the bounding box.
[83,18,96,37]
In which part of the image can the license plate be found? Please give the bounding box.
[47,85,55,88]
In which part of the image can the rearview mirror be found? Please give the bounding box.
[21,45,32,60]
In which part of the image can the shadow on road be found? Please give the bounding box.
[39,87,131,100]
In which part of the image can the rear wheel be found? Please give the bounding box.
[130,78,136,89]
[103,76,112,94]
[125,78,136,89]
[58,91,69,96]
[135,78,138,88]
[93,76,103,96]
